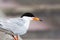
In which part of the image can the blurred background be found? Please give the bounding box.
[0,0,60,40]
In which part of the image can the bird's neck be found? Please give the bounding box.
[22,17,31,30]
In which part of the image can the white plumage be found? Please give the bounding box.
[0,16,32,35]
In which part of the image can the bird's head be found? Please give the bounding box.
[21,13,43,21]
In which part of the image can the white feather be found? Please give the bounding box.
[0,16,32,35]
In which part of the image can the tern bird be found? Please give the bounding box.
[0,12,42,40]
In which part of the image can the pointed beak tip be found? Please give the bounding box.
[40,20,43,21]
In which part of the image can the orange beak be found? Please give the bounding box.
[33,17,42,21]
